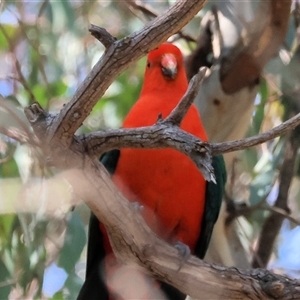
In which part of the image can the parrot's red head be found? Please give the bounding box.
[141,43,188,95]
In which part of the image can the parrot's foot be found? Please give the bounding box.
[174,241,191,271]
[130,201,144,212]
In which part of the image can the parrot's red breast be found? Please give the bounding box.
[110,43,208,249]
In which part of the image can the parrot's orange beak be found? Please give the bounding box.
[161,53,177,79]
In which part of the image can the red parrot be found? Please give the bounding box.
[78,43,226,300]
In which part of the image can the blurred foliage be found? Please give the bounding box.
[0,0,300,298]
[0,1,148,298]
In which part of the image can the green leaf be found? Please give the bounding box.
[0,158,19,178]
[0,215,15,250]
[32,84,47,108]
[61,1,76,33]
[49,81,68,98]
[0,257,12,299]
[242,148,258,173]
[51,291,64,300]
[249,169,275,206]
[252,79,268,134]
[64,272,83,300]
[0,24,17,50]
[58,212,86,273]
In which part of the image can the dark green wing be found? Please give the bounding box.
[77,150,120,300]
[100,149,120,175]
[195,155,227,259]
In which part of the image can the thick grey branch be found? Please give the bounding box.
[82,124,213,181]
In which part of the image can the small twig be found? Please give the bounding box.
[261,204,300,226]
[0,143,16,164]
[165,67,207,126]
[225,198,300,227]
[89,25,117,48]
[0,127,36,145]
[17,19,50,88]
[123,0,197,43]
[123,0,157,19]
[0,24,36,103]
[211,111,300,155]
[0,278,17,288]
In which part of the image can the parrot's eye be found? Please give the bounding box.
[147,61,151,68]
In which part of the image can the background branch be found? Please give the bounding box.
[252,131,299,268]
[211,111,300,155]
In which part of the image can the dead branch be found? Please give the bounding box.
[89,25,117,48]
[20,83,300,182]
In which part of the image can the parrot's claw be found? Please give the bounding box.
[174,241,191,271]
[130,201,144,212]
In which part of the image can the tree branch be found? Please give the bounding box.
[89,25,117,48]
[0,24,36,103]
[210,111,300,155]
[23,98,300,182]
[21,94,300,202]
[123,0,157,19]
[83,123,213,181]
[225,198,300,227]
